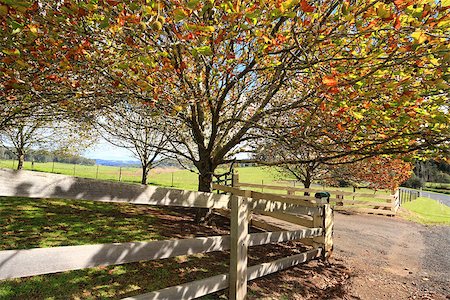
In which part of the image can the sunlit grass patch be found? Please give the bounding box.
[0,197,162,250]
[400,197,450,225]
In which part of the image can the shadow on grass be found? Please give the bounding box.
[0,204,352,299]
[0,169,352,299]
[0,240,351,300]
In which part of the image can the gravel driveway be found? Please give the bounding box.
[332,212,450,299]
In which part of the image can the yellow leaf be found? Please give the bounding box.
[411,30,427,44]
[375,3,392,19]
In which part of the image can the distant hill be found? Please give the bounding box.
[94,159,140,167]
[94,158,185,168]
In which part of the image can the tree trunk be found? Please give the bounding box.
[141,164,150,185]
[17,151,25,170]
[194,170,214,223]
[303,176,312,196]
[198,172,213,192]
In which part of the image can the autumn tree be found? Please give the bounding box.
[325,156,413,191]
[95,101,167,185]
[1,0,449,221]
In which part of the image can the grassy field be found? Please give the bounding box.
[0,159,392,198]
[0,159,290,191]
[400,197,450,225]
[0,197,226,299]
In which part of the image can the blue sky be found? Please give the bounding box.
[84,139,137,161]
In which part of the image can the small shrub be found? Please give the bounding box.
[402,175,423,189]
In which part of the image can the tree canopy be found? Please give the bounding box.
[1,0,449,192]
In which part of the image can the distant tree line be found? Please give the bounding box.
[402,160,450,188]
[0,148,95,166]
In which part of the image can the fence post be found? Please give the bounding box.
[336,194,344,205]
[73,164,76,176]
[323,203,334,260]
[313,198,333,261]
[392,190,399,213]
[232,173,239,188]
[119,167,122,181]
[171,172,174,187]
[51,161,55,173]
[229,191,249,300]
[96,165,99,179]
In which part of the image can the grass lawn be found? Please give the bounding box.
[0,159,392,204]
[0,160,288,191]
[0,196,329,300]
[400,197,450,225]
[0,196,230,299]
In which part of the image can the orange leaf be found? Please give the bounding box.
[323,76,338,87]
[46,74,57,81]
[393,0,405,8]
[394,16,401,30]
[300,0,315,13]
[337,123,345,132]
[106,0,120,6]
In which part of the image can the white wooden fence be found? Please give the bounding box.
[231,174,399,216]
[0,169,333,300]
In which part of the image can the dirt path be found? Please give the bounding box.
[333,212,450,299]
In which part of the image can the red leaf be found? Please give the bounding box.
[300,0,315,13]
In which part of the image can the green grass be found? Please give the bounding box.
[0,197,230,299]
[0,196,311,299]
[424,182,450,190]
[0,197,165,250]
[0,159,392,203]
[401,197,450,225]
[0,160,288,191]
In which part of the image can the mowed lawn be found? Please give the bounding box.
[0,197,312,300]
[400,197,450,225]
[0,160,289,191]
[0,197,231,299]
[0,159,392,197]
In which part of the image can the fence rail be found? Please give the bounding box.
[0,168,332,300]
[230,173,399,216]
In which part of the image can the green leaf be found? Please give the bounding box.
[2,49,20,56]
[173,8,187,22]
[193,46,213,56]
[8,20,24,30]
[187,0,200,10]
